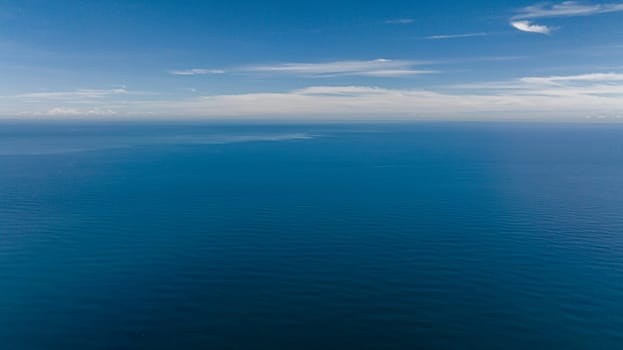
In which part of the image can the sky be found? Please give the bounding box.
[1,0,623,120]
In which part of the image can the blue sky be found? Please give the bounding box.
[1,0,623,120]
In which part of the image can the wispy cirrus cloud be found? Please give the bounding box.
[384,18,414,24]
[169,69,226,75]
[243,59,436,77]
[171,59,437,78]
[128,75,623,119]
[513,1,623,20]
[510,21,553,35]
[46,107,82,116]
[519,72,623,84]
[451,72,623,98]
[2,89,140,117]
[15,88,129,99]
[425,32,489,40]
[510,1,623,34]
[5,73,622,119]
[46,107,118,116]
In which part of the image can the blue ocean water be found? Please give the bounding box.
[1,122,622,349]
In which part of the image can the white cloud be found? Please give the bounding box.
[513,1,623,19]
[241,59,435,77]
[384,18,414,24]
[86,107,119,116]
[520,72,623,84]
[47,107,82,116]
[294,86,388,95]
[510,2,623,34]
[123,73,623,119]
[452,72,623,98]
[169,69,226,75]
[169,59,436,78]
[510,21,553,34]
[46,107,118,116]
[353,69,438,77]
[5,73,623,120]
[425,33,489,40]
[17,88,128,99]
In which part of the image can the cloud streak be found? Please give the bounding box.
[172,59,437,78]
[513,1,623,19]
[5,73,622,120]
[169,69,226,75]
[46,107,118,116]
[451,72,623,99]
[519,72,623,84]
[138,81,623,120]
[15,88,129,99]
[425,32,489,40]
[510,1,623,34]
[384,18,414,24]
[243,59,436,77]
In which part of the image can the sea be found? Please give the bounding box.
[1,121,622,349]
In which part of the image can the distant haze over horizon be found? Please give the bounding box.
[1,0,623,120]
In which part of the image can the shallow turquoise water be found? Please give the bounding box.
[1,122,622,349]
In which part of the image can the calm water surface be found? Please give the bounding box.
[1,122,622,349]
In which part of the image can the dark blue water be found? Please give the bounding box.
[1,122,622,349]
